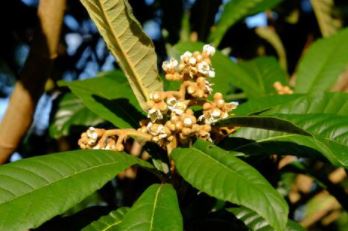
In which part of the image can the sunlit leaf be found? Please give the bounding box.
[209,0,283,46]
[239,56,288,96]
[81,0,163,110]
[118,184,183,231]
[60,71,144,128]
[295,28,348,93]
[49,93,104,138]
[0,150,152,230]
[227,207,305,231]
[221,93,348,167]
[172,140,289,231]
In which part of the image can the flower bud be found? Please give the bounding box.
[203,44,216,56]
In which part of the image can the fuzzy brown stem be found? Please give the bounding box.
[0,0,66,163]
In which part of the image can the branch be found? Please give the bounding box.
[0,0,66,163]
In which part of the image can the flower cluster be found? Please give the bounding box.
[78,45,237,153]
[273,81,293,95]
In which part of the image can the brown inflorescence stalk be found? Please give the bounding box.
[78,45,238,155]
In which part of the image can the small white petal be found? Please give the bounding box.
[162,61,170,71]
[197,61,210,75]
[183,117,193,126]
[189,57,196,65]
[157,124,165,133]
[92,145,101,150]
[198,115,205,121]
[211,109,221,118]
[166,97,177,106]
[187,86,195,94]
[208,70,215,78]
[170,58,178,67]
[203,44,216,56]
[180,51,192,61]
[147,108,163,121]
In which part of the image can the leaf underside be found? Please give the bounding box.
[81,0,163,110]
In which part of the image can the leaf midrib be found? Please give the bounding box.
[148,185,162,231]
[189,147,284,229]
[95,0,148,101]
[0,158,131,208]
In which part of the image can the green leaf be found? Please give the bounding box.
[219,116,310,136]
[265,92,348,115]
[234,92,348,116]
[224,114,348,167]
[60,71,144,128]
[171,42,274,98]
[228,92,348,166]
[233,94,303,116]
[49,93,104,138]
[209,0,283,46]
[172,140,289,231]
[81,0,163,110]
[83,207,129,231]
[0,150,152,231]
[239,56,288,96]
[227,207,305,231]
[295,28,348,93]
[118,184,183,231]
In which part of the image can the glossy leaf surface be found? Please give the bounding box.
[172,140,288,231]
[49,93,104,138]
[0,150,152,230]
[83,207,129,231]
[295,28,348,93]
[228,207,305,231]
[118,184,183,231]
[209,0,283,46]
[60,71,144,128]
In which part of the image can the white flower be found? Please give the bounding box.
[189,57,197,65]
[146,123,168,139]
[86,127,98,145]
[226,101,239,111]
[180,51,192,62]
[229,101,239,108]
[162,58,178,71]
[203,44,216,56]
[150,92,161,101]
[204,80,214,94]
[183,117,193,127]
[208,69,215,78]
[166,97,187,115]
[211,108,221,118]
[198,114,205,122]
[197,61,211,76]
[147,108,163,122]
